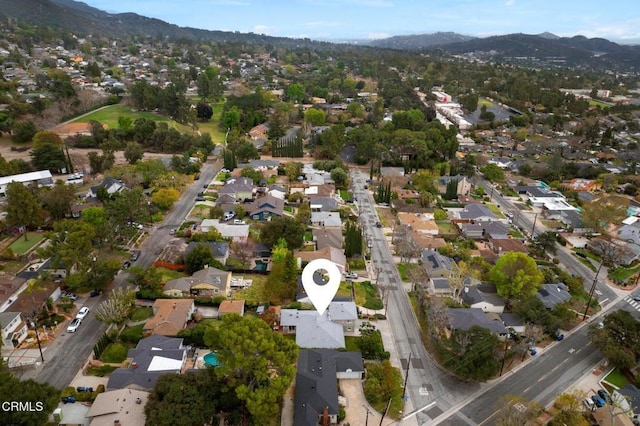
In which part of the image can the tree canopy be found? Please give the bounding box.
[207,315,298,425]
[488,252,544,300]
[260,216,305,249]
[589,310,640,370]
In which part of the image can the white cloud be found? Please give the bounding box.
[367,32,390,39]
[251,25,277,35]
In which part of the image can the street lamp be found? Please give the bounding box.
[30,311,44,363]
[147,200,153,223]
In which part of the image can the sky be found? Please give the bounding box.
[81,0,640,44]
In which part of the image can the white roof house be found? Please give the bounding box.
[280,309,345,349]
[310,212,342,227]
[200,219,250,242]
[0,170,53,196]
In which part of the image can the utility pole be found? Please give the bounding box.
[402,352,412,397]
[30,311,44,363]
[500,337,510,376]
[583,261,604,321]
[379,397,392,426]
[530,212,538,239]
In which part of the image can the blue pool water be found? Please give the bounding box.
[203,352,219,367]
[253,260,268,271]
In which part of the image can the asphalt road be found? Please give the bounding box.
[31,160,221,389]
[351,171,475,425]
[478,178,618,309]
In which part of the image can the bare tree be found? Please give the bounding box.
[394,225,418,263]
[230,241,253,269]
[94,287,136,326]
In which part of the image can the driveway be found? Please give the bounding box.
[340,379,384,426]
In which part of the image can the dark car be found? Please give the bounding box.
[76,386,93,393]
[131,250,141,261]
[194,174,200,180]
[122,261,131,270]
[90,290,102,297]
[591,394,605,408]
[597,389,611,403]
[195,196,206,201]
[556,334,564,341]
[375,222,382,228]
[61,396,75,404]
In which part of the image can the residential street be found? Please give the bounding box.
[14,160,221,389]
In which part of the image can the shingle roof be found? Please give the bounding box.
[446,308,507,334]
[536,283,571,309]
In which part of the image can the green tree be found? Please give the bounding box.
[443,326,500,382]
[42,220,95,275]
[532,231,558,256]
[223,149,237,170]
[480,164,505,182]
[304,108,326,126]
[123,141,144,165]
[146,369,226,426]
[185,243,215,275]
[589,310,640,370]
[11,120,37,143]
[286,83,305,103]
[330,167,348,187]
[0,371,61,426]
[128,266,164,298]
[196,101,214,122]
[357,322,387,359]
[207,315,298,425]
[260,216,305,249]
[222,106,241,130]
[30,143,67,173]
[39,181,76,220]
[152,188,180,211]
[235,141,259,163]
[5,182,43,232]
[582,195,629,233]
[488,252,544,300]
[32,130,63,149]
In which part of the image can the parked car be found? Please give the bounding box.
[76,307,90,320]
[597,389,611,404]
[345,272,358,280]
[195,196,206,201]
[194,174,200,180]
[591,394,606,408]
[169,228,176,235]
[61,292,77,301]
[90,290,102,297]
[67,318,82,333]
[556,334,564,341]
[61,396,75,404]
[122,261,131,270]
[632,295,640,302]
[131,250,141,261]
[233,219,246,225]
[583,397,596,411]
[76,386,93,393]
[223,212,236,221]
[375,222,382,228]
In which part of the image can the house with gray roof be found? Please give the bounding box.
[429,277,454,297]
[280,301,357,347]
[458,204,497,222]
[185,241,229,265]
[245,194,284,221]
[309,197,338,212]
[421,248,454,278]
[294,349,364,426]
[536,283,571,309]
[461,285,505,313]
[106,335,186,391]
[445,308,508,336]
[312,227,343,250]
[86,177,126,199]
[500,312,526,335]
[218,177,255,201]
[163,266,231,298]
[310,211,341,227]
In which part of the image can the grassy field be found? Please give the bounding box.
[436,220,458,236]
[73,105,191,131]
[588,99,612,109]
[234,274,269,305]
[9,233,46,255]
[193,102,226,144]
[130,306,153,322]
[101,343,129,363]
[609,265,640,284]
[156,267,187,282]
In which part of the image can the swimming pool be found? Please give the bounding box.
[253,260,268,271]
[203,352,219,367]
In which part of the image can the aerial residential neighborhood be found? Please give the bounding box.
[2,1,640,426]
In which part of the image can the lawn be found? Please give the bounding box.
[397,262,420,282]
[130,306,153,322]
[344,336,360,352]
[9,233,46,255]
[436,220,458,236]
[119,324,144,344]
[609,265,640,284]
[156,267,187,282]
[234,274,269,305]
[190,101,226,144]
[74,104,192,133]
[87,364,118,377]
[588,99,611,109]
[337,280,382,309]
[101,343,130,363]
[603,368,629,389]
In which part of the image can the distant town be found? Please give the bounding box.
[1,4,640,426]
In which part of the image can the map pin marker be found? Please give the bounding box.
[301,258,341,315]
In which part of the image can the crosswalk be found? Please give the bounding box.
[623,295,640,312]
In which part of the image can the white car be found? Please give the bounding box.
[76,307,90,320]
[67,318,82,333]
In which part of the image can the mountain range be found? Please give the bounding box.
[2,0,640,70]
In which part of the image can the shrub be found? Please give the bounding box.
[119,324,144,344]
